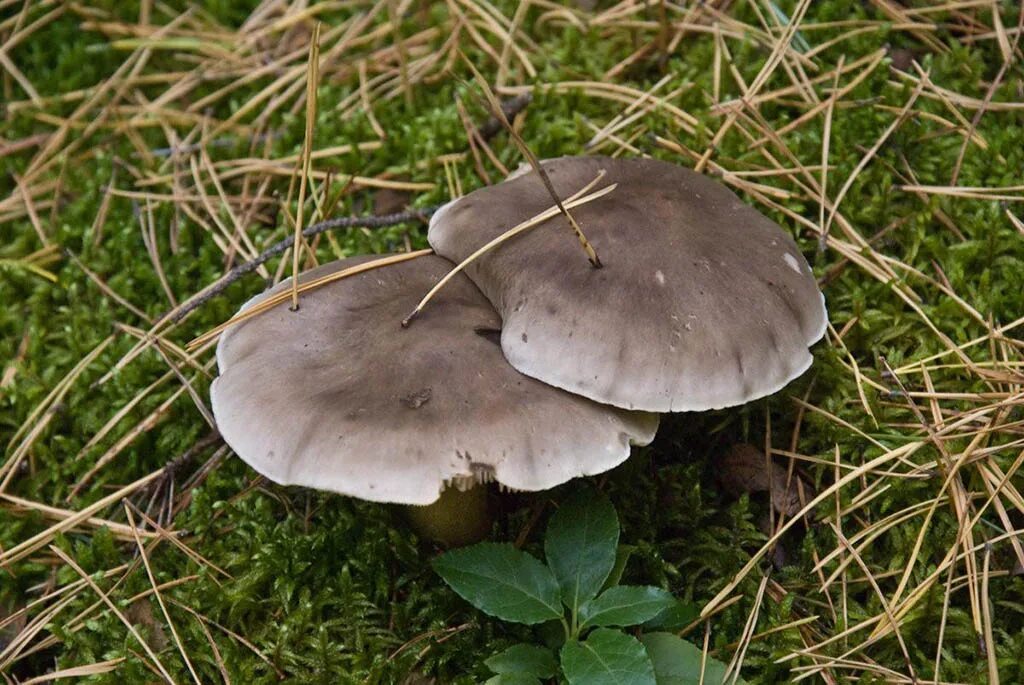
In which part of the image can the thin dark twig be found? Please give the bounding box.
[169,207,438,322]
[476,92,532,141]
[134,430,223,511]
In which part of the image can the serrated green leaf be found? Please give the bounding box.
[643,599,701,631]
[432,543,563,624]
[484,674,541,685]
[485,643,558,678]
[641,632,744,685]
[561,628,656,685]
[545,489,619,616]
[579,586,677,630]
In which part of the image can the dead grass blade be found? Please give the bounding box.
[402,175,615,327]
[188,249,432,350]
[289,22,321,311]
[125,505,202,685]
[49,545,177,684]
[0,470,162,567]
[18,657,126,684]
[462,55,603,267]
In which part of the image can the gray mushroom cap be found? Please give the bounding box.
[210,254,658,505]
[428,156,828,412]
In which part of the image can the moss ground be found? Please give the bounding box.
[2,1,1024,682]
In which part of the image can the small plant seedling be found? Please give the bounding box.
[432,489,744,684]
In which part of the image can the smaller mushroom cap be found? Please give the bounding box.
[428,156,827,412]
[211,254,657,505]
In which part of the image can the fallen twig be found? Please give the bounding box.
[169,207,437,323]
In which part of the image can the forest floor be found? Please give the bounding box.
[2,1,1024,683]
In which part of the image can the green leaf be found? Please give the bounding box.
[432,543,563,624]
[643,599,701,631]
[484,675,540,685]
[536,618,568,650]
[561,628,656,685]
[485,644,558,678]
[484,675,541,685]
[579,586,677,630]
[641,632,744,685]
[545,489,619,616]
[601,544,636,593]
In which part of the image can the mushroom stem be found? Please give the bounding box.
[402,178,615,328]
[403,483,492,547]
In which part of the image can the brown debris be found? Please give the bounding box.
[717,443,815,518]
[373,187,413,216]
[125,598,169,653]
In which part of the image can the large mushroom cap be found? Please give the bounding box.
[211,254,657,505]
[428,156,828,412]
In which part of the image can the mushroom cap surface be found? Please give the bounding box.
[211,254,658,505]
[428,156,828,412]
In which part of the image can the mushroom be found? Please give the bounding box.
[427,155,827,412]
[211,254,657,539]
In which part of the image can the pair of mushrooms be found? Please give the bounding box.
[211,156,827,535]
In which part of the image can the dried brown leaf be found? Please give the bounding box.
[717,443,814,517]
